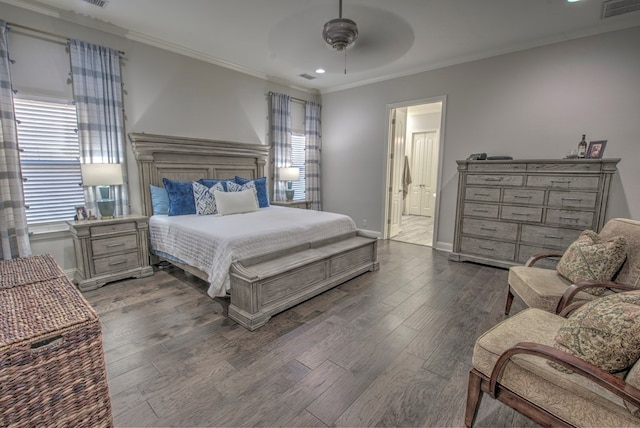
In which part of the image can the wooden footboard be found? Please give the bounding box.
[228,231,379,330]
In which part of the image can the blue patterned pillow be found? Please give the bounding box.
[234,176,270,208]
[163,178,196,216]
[198,178,233,191]
[150,185,169,215]
[192,181,224,215]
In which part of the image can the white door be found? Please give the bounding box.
[388,108,407,237]
[408,131,437,216]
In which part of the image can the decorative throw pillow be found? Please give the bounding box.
[213,188,259,216]
[163,178,196,216]
[551,290,640,373]
[556,230,627,295]
[150,184,169,215]
[198,178,233,191]
[226,180,261,207]
[235,176,270,208]
[192,181,224,215]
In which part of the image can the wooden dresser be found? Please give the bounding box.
[449,158,620,268]
[68,214,153,291]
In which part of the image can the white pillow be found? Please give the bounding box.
[213,188,259,216]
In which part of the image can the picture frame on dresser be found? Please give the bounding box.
[587,140,607,159]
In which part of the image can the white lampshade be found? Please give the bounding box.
[279,167,300,181]
[80,163,123,186]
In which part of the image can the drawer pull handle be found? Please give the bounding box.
[31,335,63,350]
[561,197,582,201]
[544,235,563,239]
[484,177,503,182]
[551,179,571,184]
[513,195,531,199]
[109,260,127,266]
[473,209,489,213]
[480,227,497,231]
[479,246,495,251]
[106,243,125,248]
[512,213,530,216]
[474,193,490,197]
[559,216,579,221]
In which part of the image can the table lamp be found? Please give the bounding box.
[279,167,299,201]
[80,163,123,218]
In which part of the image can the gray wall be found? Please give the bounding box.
[321,26,640,250]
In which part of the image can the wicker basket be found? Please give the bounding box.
[0,255,112,427]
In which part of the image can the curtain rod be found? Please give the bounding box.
[267,91,308,104]
[7,22,126,56]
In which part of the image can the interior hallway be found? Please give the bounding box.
[390,215,433,247]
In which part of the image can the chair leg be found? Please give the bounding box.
[505,286,514,316]
[465,369,484,428]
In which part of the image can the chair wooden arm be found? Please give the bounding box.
[525,253,563,267]
[556,281,638,314]
[488,341,640,410]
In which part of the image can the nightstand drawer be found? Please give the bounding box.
[91,222,137,237]
[92,234,138,257]
[94,252,140,275]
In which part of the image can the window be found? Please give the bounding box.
[14,97,84,224]
[290,132,306,201]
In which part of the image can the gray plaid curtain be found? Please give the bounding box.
[69,39,129,217]
[305,101,322,211]
[270,93,291,202]
[0,20,31,260]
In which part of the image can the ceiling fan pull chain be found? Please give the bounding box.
[344,49,347,74]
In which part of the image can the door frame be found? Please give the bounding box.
[382,95,447,248]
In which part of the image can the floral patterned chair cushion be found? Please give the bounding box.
[556,230,628,296]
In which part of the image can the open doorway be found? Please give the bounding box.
[384,97,445,248]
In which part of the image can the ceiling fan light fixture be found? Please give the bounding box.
[322,17,359,51]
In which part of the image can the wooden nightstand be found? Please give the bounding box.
[67,214,153,291]
[270,200,312,209]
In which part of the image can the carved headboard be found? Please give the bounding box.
[128,133,270,217]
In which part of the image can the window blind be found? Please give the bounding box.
[14,97,84,224]
[290,132,306,201]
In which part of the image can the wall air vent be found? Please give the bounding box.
[601,0,640,18]
[299,73,316,80]
[81,0,109,7]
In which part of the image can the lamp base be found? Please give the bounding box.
[285,190,295,201]
[97,200,116,218]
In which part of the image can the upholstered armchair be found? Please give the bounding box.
[466,289,640,427]
[505,218,640,315]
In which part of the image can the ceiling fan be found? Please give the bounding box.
[322,0,359,73]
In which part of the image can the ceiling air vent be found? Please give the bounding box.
[298,73,316,80]
[601,0,640,18]
[81,0,108,7]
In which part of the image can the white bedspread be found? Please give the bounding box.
[149,206,357,297]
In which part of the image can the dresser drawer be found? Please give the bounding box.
[545,209,594,228]
[92,234,138,257]
[462,218,518,240]
[466,174,523,187]
[503,189,544,205]
[93,252,140,275]
[547,191,597,209]
[520,225,581,248]
[501,206,542,223]
[467,163,526,172]
[465,187,500,202]
[91,221,137,237]
[527,163,600,173]
[526,175,599,190]
[460,237,515,261]
[463,203,499,218]
[517,245,561,269]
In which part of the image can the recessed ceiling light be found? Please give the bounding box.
[315,68,326,74]
[567,0,580,2]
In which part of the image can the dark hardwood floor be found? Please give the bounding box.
[84,240,536,427]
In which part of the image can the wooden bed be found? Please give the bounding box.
[129,133,379,330]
